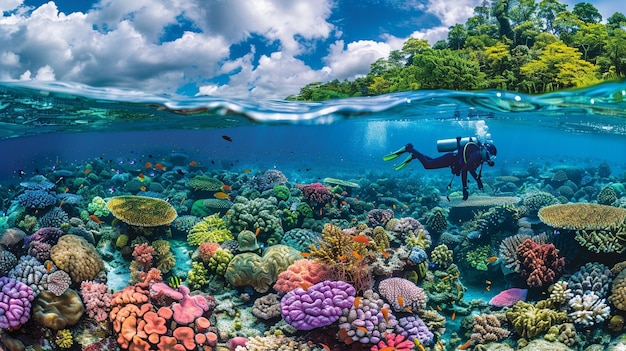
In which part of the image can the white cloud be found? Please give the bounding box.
[0,0,22,13]
[323,40,392,80]
[424,0,480,27]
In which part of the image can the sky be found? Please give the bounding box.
[0,0,620,100]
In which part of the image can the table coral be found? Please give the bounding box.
[516,238,565,288]
[106,195,178,227]
[281,280,355,330]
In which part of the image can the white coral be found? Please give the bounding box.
[549,281,573,304]
[567,291,611,326]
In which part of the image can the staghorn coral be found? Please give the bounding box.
[187,213,233,245]
[471,313,510,344]
[517,238,565,288]
[106,195,177,227]
[567,291,610,326]
[50,235,103,283]
[506,301,567,339]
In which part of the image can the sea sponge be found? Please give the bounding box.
[32,289,85,330]
[187,214,233,246]
[106,195,177,227]
[50,235,103,283]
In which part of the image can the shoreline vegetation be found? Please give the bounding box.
[287,0,626,101]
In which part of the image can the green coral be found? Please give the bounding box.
[295,202,313,218]
[88,196,110,217]
[405,228,432,250]
[273,185,290,201]
[208,248,234,275]
[506,301,567,339]
[187,214,233,246]
[372,226,390,250]
[430,244,453,268]
[187,262,210,290]
[280,209,299,229]
[191,199,232,217]
[237,230,260,252]
[224,196,284,241]
[55,329,73,349]
[225,244,300,293]
[466,245,491,271]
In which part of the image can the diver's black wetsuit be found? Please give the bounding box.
[404,142,484,200]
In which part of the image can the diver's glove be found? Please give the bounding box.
[383,144,415,171]
[463,187,469,201]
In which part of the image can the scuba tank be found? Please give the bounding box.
[436,137,477,152]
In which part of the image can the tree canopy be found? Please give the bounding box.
[287,0,625,101]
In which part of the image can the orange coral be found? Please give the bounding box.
[173,326,196,350]
[273,259,329,294]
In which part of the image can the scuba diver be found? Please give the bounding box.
[383,137,497,200]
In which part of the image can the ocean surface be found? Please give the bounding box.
[0,80,626,351]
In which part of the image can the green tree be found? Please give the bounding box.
[448,24,468,50]
[520,40,599,92]
[412,49,486,90]
[572,2,602,24]
[570,22,608,61]
[537,0,567,34]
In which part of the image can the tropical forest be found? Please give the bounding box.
[287,0,626,101]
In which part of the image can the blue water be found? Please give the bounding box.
[1,80,626,350]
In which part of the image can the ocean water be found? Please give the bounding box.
[0,80,626,351]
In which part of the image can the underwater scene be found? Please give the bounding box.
[0,80,626,351]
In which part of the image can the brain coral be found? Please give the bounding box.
[32,289,85,330]
[106,195,177,227]
[225,245,301,293]
[50,235,103,283]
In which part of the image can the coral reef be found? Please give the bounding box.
[0,276,34,328]
[337,289,396,345]
[378,277,428,312]
[187,213,233,245]
[32,289,84,330]
[471,313,510,344]
[516,238,565,288]
[273,259,329,294]
[506,301,567,339]
[50,234,104,283]
[106,195,178,227]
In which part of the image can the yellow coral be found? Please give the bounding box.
[106,195,177,227]
[538,203,626,230]
[50,235,103,283]
[506,301,567,339]
[309,223,366,265]
[115,234,129,248]
[55,329,73,349]
[187,214,233,246]
[186,175,224,191]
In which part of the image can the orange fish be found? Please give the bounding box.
[154,163,166,171]
[486,285,491,292]
[354,296,361,307]
[436,305,442,311]
[441,275,449,281]
[137,173,145,182]
[145,162,152,168]
[189,161,197,166]
[64,187,69,193]
[356,326,368,333]
[458,340,472,350]
[319,344,331,351]
[352,250,363,260]
[300,252,311,258]
[486,256,498,264]
[405,307,413,313]
[299,282,310,291]
[243,169,251,174]
[84,168,91,175]
[221,185,232,192]
[486,280,492,285]
[45,261,53,273]
[451,311,456,321]
[381,307,389,323]
[140,186,147,191]
[457,284,462,292]
[397,296,404,308]
[381,249,389,259]
[352,235,370,245]
[213,192,230,200]
[255,228,261,236]
[378,347,395,351]
[89,215,103,224]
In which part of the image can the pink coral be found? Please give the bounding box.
[517,239,565,288]
[171,285,211,324]
[46,270,72,296]
[298,183,332,205]
[132,243,154,271]
[80,281,113,322]
[489,288,528,307]
[371,333,414,351]
[198,242,221,263]
[273,259,329,294]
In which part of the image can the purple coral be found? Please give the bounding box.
[249,169,288,191]
[366,209,394,227]
[298,183,332,205]
[338,290,396,345]
[0,276,35,328]
[378,277,427,312]
[395,315,434,346]
[281,280,356,330]
[27,227,64,246]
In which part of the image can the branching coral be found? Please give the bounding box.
[430,244,453,268]
[187,214,233,246]
[470,313,510,344]
[506,301,567,339]
[309,223,366,265]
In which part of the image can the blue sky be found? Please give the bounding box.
[0,0,620,99]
